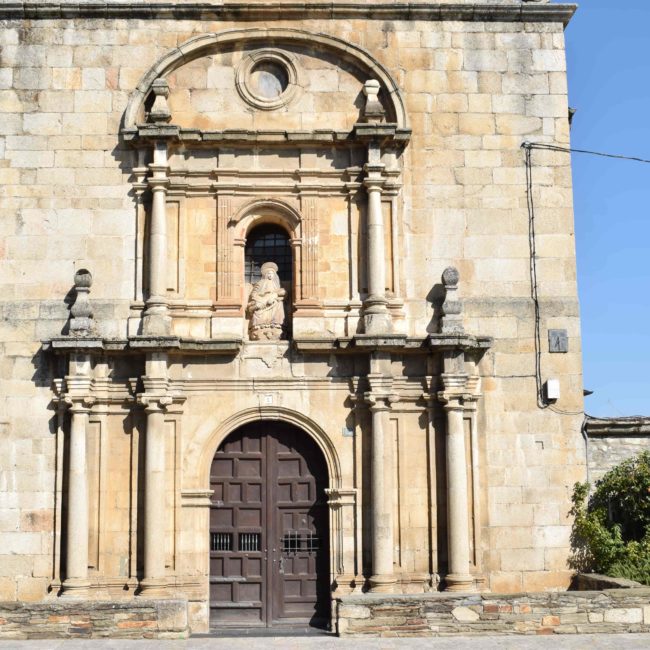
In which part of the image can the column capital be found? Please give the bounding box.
[437,392,465,412]
[364,391,399,411]
[63,395,95,413]
[325,488,357,509]
[148,176,169,190]
[363,169,386,191]
[148,161,169,174]
[138,393,173,413]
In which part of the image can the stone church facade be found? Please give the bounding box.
[0,0,584,633]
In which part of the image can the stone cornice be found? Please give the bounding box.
[43,333,491,356]
[293,333,492,353]
[122,126,412,147]
[43,336,242,354]
[584,416,650,437]
[0,3,577,26]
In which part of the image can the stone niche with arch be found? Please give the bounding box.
[124,29,410,340]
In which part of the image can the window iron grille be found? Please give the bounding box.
[244,224,292,284]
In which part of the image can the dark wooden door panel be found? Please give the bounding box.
[271,428,329,626]
[210,427,265,626]
[210,422,329,629]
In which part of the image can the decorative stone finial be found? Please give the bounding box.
[69,268,95,336]
[440,266,464,334]
[148,78,171,124]
[362,79,385,123]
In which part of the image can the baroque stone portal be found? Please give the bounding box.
[247,262,286,340]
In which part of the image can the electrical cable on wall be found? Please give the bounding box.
[522,141,650,414]
[523,143,547,410]
[523,142,650,165]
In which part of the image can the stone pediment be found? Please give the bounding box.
[122,28,408,136]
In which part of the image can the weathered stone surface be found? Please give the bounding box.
[1,0,586,635]
[0,600,189,639]
[337,590,650,637]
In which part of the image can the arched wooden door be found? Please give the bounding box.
[209,421,330,628]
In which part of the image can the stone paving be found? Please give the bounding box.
[0,635,649,649]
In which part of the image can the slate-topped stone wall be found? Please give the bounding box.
[585,416,650,483]
[336,590,650,636]
[0,599,189,640]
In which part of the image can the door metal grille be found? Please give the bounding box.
[239,532,261,552]
[211,532,232,552]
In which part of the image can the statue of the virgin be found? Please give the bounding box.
[247,262,286,340]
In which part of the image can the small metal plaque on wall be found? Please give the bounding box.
[548,329,568,353]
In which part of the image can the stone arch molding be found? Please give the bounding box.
[233,198,303,240]
[192,406,343,492]
[123,28,408,129]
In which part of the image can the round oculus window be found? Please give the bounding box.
[249,61,289,99]
[236,50,300,110]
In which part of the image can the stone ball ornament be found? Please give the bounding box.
[74,268,93,289]
[442,266,460,288]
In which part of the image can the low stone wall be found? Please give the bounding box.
[336,590,650,637]
[585,416,650,483]
[0,599,189,640]
[572,573,645,591]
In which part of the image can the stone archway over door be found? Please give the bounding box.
[209,421,330,628]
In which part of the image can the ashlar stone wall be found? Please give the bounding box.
[0,0,583,616]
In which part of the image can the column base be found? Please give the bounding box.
[363,312,392,335]
[332,574,357,595]
[142,314,172,337]
[60,578,91,598]
[137,578,171,598]
[369,574,398,593]
[143,298,171,336]
[444,573,477,592]
[363,295,391,335]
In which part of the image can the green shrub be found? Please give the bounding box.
[570,451,650,585]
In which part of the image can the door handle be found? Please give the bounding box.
[279,555,285,574]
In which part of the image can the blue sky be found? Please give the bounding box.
[564,0,650,416]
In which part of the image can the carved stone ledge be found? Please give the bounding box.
[123,126,412,147]
[180,489,214,509]
[428,333,492,351]
[354,333,408,350]
[44,337,105,351]
[0,3,577,27]
[43,336,243,355]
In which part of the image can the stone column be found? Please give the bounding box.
[62,395,95,596]
[366,391,398,592]
[439,373,475,592]
[138,394,172,596]
[363,155,391,334]
[325,488,358,594]
[143,141,171,336]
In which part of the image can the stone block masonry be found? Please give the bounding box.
[0,0,585,633]
[0,599,189,640]
[336,590,650,636]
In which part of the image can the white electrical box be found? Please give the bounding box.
[545,378,560,401]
